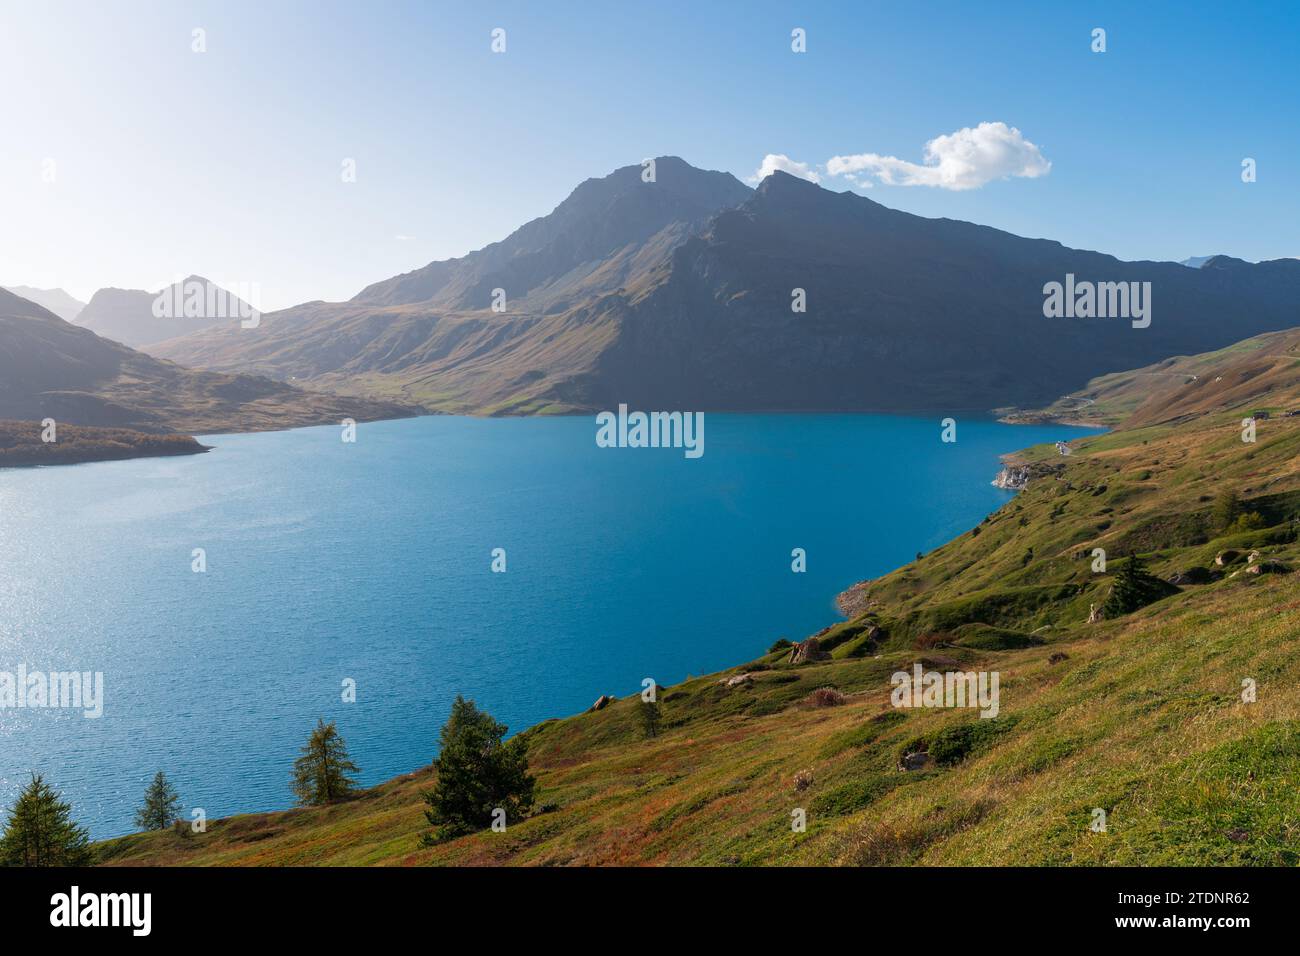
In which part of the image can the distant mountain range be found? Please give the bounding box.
[75,276,255,348]
[2,285,85,322]
[151,158,1300,415]
[0,287,416,435]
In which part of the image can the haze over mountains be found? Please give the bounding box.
[152,157,1300,416]
[2,285,85,322]
[76,276,255,348]
[0,287,414,435]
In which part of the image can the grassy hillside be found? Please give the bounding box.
[98,340,1300,867]
[1002,325,1300,428]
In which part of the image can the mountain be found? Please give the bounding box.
[1179,255,1222,269]
[77,276,256,348]
[153,160,1300,416]
[0,287,417,435]
[354,155,753,310]
[2,285,85,322]
[99,325,1300,865]
[152,158,754,413]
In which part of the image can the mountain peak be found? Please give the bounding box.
[754,168,821,194]
[351,157,751,308]
[77,276,251,349]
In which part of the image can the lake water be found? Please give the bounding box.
[0,413,1099,837]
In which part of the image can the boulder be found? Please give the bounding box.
[900,752,933,771]
[1215,549,1241,566]
[787,637,830,664]
[720,672,755,688]
[588,694,615,712]
[1168,566,1214,585]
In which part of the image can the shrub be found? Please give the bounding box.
[897,716,1019,768]
[1213,490,1242,530]
[1226,511,1267,534]
[953,624,1042,650]
[806,687,846,708]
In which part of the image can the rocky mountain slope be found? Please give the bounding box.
[153,160,1300,416]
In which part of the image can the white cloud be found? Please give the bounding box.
[827,122,1050,191]
[748,153,821,185]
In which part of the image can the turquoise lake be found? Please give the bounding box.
[0,413,1100,837]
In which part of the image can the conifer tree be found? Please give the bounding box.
[0,774,93,867]
[1102,553,1177,617]
[422,696,536,844]
[292,719,360,806]
[640,698,662,739]
[134,771,182,831]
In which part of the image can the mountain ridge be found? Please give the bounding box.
[1,285,85,322]
[152,160,1300,416]
[0,287,419,437]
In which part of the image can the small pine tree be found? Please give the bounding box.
[640,699,662,739]
[134,771,181,831]
[422,696,536,844]
[0,774,93,866]
[1102,553,1177,617]
[292,719,359,806]
[1212,490,1242,530]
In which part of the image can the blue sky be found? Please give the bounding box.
[2,0,1296,310]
